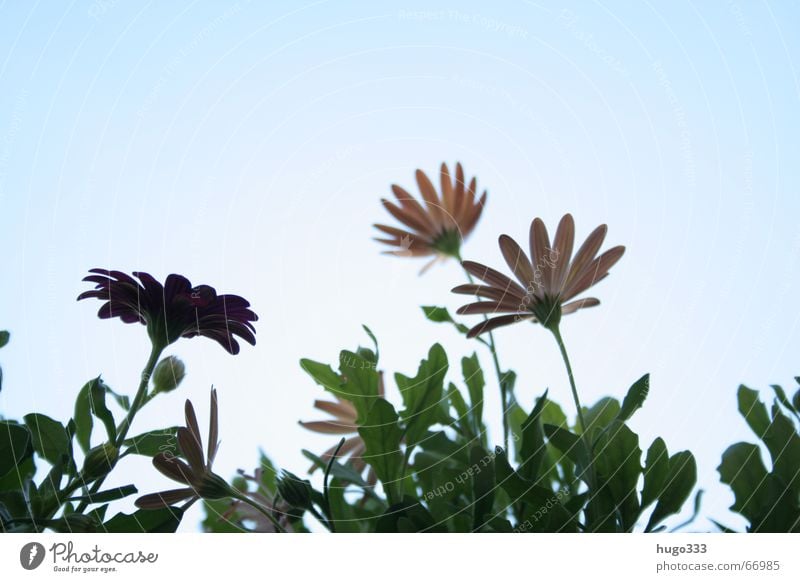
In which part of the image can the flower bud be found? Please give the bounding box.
[152,356,186,394]
[277,471,313,510]
[197,472,233,500]
[81,443,119,481]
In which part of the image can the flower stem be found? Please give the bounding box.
[116,343,165,446]
[461,265,511,452]
[232,491,287,533]
[550,326,587,433]
[550,324,600,528]
[75,343,164,512]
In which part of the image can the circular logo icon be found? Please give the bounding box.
[19,542,46,570]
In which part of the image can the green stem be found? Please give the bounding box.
[74,343,164,512]
[550,326,587,433]
[115,343,164,446]
[550,324,599,528]
[461,263,510,452]
[232,491,287,533]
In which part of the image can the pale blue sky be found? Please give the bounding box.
[1,0,798,531]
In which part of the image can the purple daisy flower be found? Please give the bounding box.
[77,269,257,354]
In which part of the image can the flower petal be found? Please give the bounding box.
[562,245,624,301]
[528,218,553,293]
[451,284,524,303]
[499,234,535,288]
[564,223,607,291]
[466,314,534,338]
[461,261,526,296]
[135,488,195,510]
[550,214,575,292]
[561,297,600,315]
[208,389,219,469]
[177,427,206,475]
[153,452,193,485]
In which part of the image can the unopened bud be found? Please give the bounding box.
[81,443,119,481]
[152,356,186,394]
[197,472,233,500]
[277,471,313,510]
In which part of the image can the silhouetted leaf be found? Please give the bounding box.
[738,385,769,439]
[103,506,183,533]
[646,451,696,531]
[122,428,179,457]
[593,421,641,531]
[23,414,69,466]
[641,437,669,508]
[519,390,548,482]
[421,305,470,335]
[70,485,137,504]
[358,399,403,502]
[0,421,31,477]
[617,373,650,422]
[461,353,484,432]
[397,344,448,447]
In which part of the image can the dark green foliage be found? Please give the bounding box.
[718,383,800,532]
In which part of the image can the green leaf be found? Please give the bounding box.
[301,353,379,424]
[397,344,448,447]
[301,450,373,491]
[0,331,9,349]
[357,399,403,502]
[23,413,70,466]
[519,390,548,482]
[582,397,620,436]
[89,377,117,442]
[0,421,32,478]
[122,428,179,457]
[103,506,184,533]
[617,373,650,422]
[592,421,641,531]
[718,443,779,529]
[74,380,94,453]
[376,497,442,532]
[646,451,696,531]
[299,359,341,392]
[461,353,485,432]
[446,383,470,432]
[338,350,381,423]
[738,385,770,439]
[69,485,137,504]
[641,437,669,508]
[770,384,797,415]
[421,305,470,335]
[762,404,800,497]
[470,446,495,531]
[361,325,380,363]
[544,424,589,474]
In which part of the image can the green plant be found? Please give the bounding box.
[717,380,800,532]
